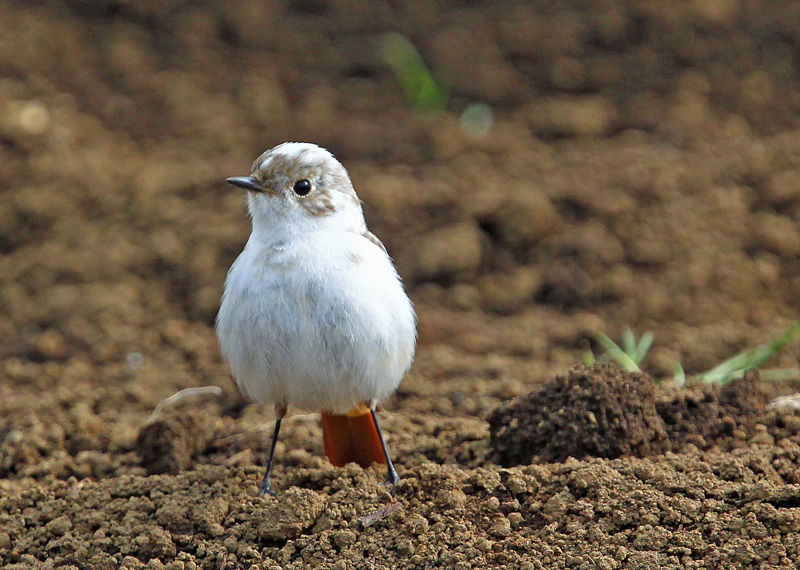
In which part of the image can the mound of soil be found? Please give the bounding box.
[137,413,212,476]
[489,366,778,468]
[657,371,771,451]
[488,365,669,465]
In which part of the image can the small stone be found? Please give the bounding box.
[436,488,467,509]
[475,537,493,552]
[489,515,511,537]
[633,463,655,481]
[255,488,324,540]
[135,526,176,559]
[504,475,528,495]
[45,515,73,536]
[507,512,524,527]
[404,513,429,536]
[483,496,501,512]
[121,556,145,569]
[332,529,356,548]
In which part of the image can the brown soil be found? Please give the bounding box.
[489,367,778,466]
[488,365,670,465]
[3,1,800,569]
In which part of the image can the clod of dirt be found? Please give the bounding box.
[255,488,326,541]
[136,413,210,475]
[720,371,770,412]
[657,371,769,449]
[488,364,669,465]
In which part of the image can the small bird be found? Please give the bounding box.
[216,142,417,495]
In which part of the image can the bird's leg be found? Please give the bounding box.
[370,407,400,489]
[260,403,288,496]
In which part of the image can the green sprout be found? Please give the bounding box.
[695,320,800,384]
[379,32,448,112]
[584,321,800,386]
[583,329,653,372]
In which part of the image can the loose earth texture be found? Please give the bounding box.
[3,1,800,569]
[488,365,670,465]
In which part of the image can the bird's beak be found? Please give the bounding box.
[226,176,263,192]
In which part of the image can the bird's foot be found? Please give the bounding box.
[259,476,277,496]
[384,466,400,495]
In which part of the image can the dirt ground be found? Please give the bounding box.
[3,1,800,568]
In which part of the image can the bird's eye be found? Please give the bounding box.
[293,179,312,196]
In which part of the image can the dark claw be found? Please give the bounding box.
[259,476,277,496]
[386,463,400,487]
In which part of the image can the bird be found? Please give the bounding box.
[216,142,417,495]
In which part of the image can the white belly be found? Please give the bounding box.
[216,232,416,414]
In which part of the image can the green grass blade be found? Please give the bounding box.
[672,362,686,387]
[633,332,654,364]
[580,337,597,366]
[380,33,448,112]
[698,320,800,385]
[621,329,636,357]
[592,331,642,372]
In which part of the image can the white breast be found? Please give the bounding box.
[216,229,416,414]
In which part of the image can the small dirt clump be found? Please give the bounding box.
[656,371,770,450]
[136,412,211,475]
[488,364,669,465]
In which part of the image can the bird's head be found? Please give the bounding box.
[227,142,364,235]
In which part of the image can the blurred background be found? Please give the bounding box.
[2,0,800,471]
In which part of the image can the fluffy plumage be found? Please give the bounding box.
[216,143,417,414]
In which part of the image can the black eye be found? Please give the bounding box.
[293,179,312,196]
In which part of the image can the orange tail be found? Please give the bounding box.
[321,404,387,468]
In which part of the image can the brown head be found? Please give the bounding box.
[228,143,365,234]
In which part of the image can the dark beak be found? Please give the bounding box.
[226,176,263,192]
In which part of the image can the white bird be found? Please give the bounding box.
[216,142,417,495]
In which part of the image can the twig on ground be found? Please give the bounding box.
[147,386,223,424]
[357,502,403,529]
